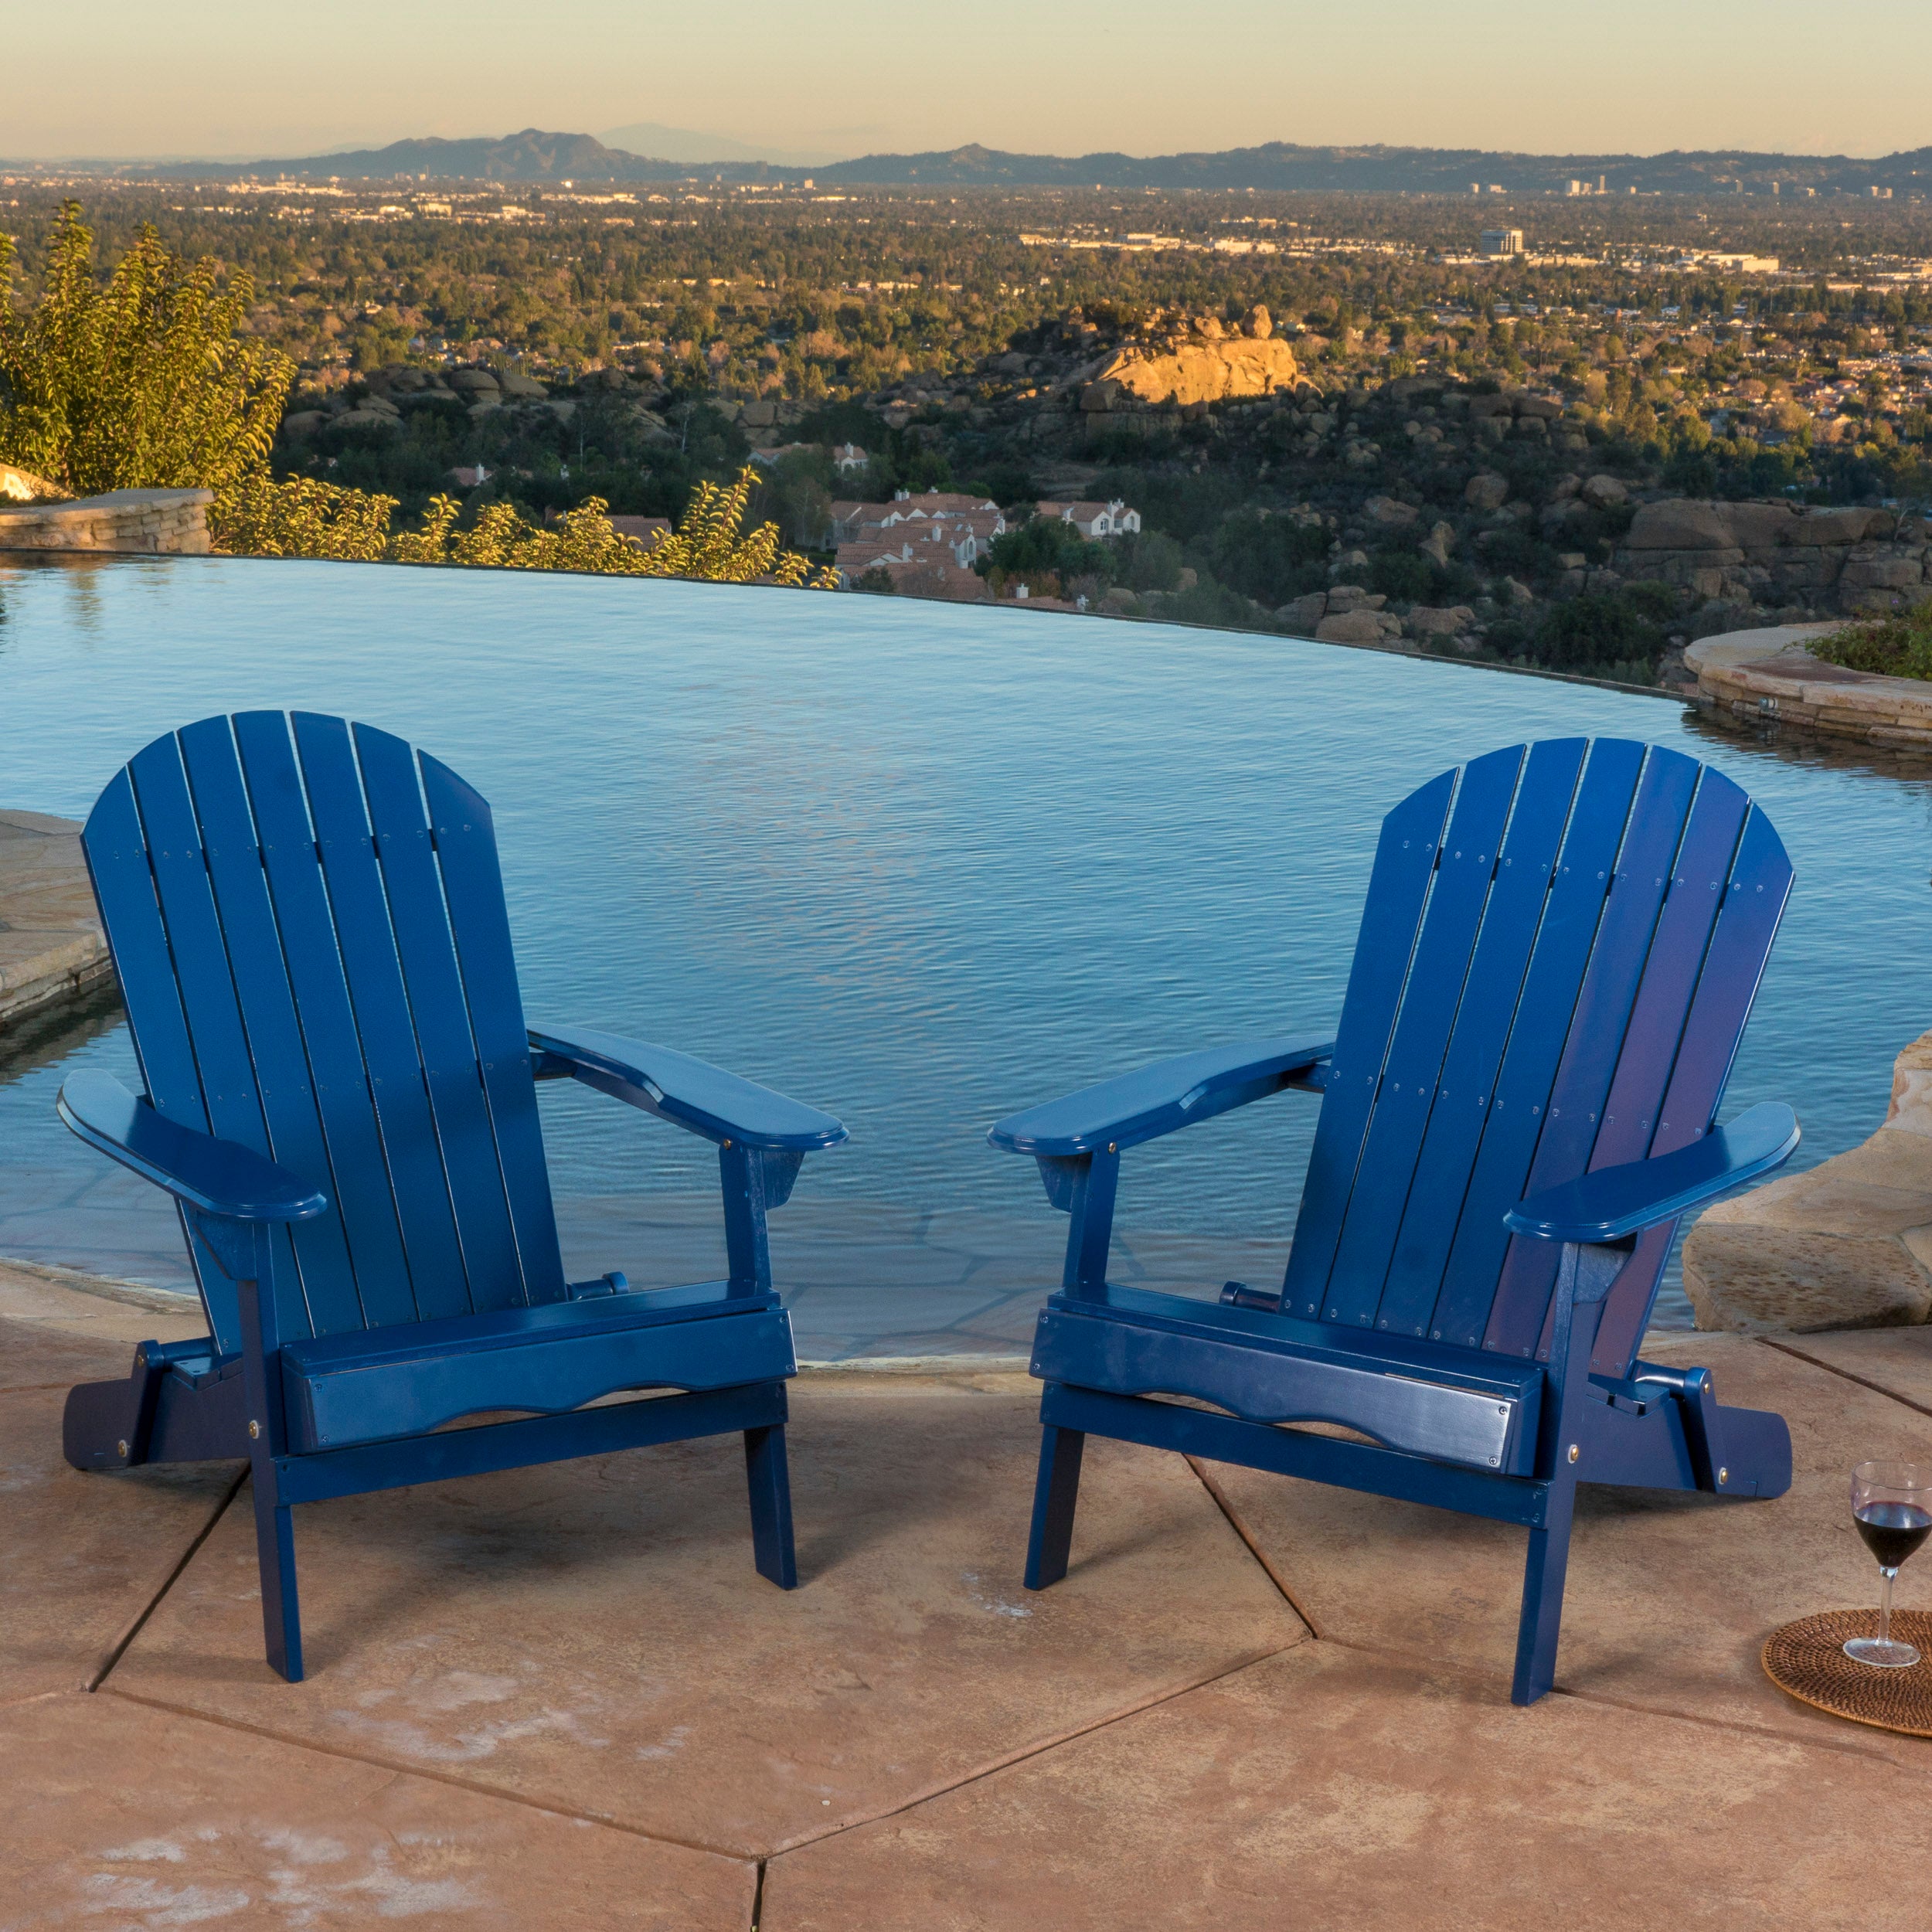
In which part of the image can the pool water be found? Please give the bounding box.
[2,556,1927,1355]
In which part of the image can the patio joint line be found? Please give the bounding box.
[1760,1337,1932,1420]
[1185,1454,1324,1637]
[749,1858,766,1932]
[760,1641,1301,1859]
[94,1684,765,1866]
[1553,1679,1932,1770]
[87,1464,247,1692]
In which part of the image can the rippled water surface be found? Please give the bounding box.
[2,556,1926,1348]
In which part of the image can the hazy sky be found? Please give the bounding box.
[6,0,1927,162]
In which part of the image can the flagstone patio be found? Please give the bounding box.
[2,1260,1928,1929]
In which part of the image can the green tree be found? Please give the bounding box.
[0,202,292,496]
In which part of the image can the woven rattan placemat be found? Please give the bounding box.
[1763,1610,1932,1736]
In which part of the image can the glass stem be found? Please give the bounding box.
[1880,1566,1897,1647]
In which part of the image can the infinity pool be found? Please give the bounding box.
[2,556,1927,1354]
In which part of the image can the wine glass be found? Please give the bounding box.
[1845,1461,1930,1669]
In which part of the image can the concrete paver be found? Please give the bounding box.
[1774,1323,1932,1416]
[1196,1334,1932,1762]
[0,1383,238,1708]
[108,1373,1306,1857]
[2,1692,753,1930]
[761,1640,1926,1932]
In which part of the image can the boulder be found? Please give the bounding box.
[1464,471,1509,511]
[1550,473,1581,501]
[1275,591,1328,632]
[1090,334,1300,407]
[279,411,328,438]
[1500,576,1536,604]
[1317,608,1403,645]
[0,464,68,502]
[1685,1029,1932,1332]
[335,408,400,432]
[1241,304,1273,339]
[1325,586,1386,614]
[1624,500,1745,550]
[1468,393,1513,420]
[1405,605,1476,636]
[498,372,548,400]
[447,368,500,394]
[1420,522,1454,566]
[1840,549,1925,591]
[1080,379,1122,413]
[1363,495,1418,528]
[740,398,777,427]
[1579,473,1628,509]
[1510,392,1564,420]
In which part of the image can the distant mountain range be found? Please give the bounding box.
[134,128,1932,196]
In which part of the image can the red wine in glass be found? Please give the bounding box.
[1846,1461,1929,1669]
[1855,1501,1932,1573]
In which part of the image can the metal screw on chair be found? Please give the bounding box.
[117,1440,128,1458]
[249,1420,260,1440]
[1718,1467,1728,1485]
[1567,1444,1580,1464]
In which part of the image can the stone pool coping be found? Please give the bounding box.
[0,811,112,1033]
[4,1255,1928,1925]
[1689,621,1932,753]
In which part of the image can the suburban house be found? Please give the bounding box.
[832,442,869,474]
[1035,498,1142,538]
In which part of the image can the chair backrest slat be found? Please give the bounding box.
[1283,737,1789,1374]
[1587,804,1792,1376]
[287,713,473,1318]
[175,718,368,1338]
[1323,744,1524,1327]
[82,713,567,1352]
[1481,748,1716,1357]
[1280,770,1454,1315]
[419,751,566,1304]
[232,711,421,1332]
[352,723,528,1313]
[1374,736,1588,1338]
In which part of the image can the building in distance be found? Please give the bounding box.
[1480,230,1526,257]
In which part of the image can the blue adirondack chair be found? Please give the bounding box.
[56,711,845,1682]
[989,738,1799,1705]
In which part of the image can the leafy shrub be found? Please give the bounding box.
[210,474,396,561]
[213,465,834,586]
[1811,600,1932,681]
[0,203,291,496]
[1531,591,1670,678]
[1199,508,1329,605]
[981,514,1117,583]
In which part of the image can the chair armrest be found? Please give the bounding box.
[56,1070,328,1223]
[1505,1103,1798,1245]
[987,1035,1335,1158]
[527,1023,848,1154]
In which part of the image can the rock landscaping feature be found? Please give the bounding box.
[1686,1030,1932,1332]
[0,811,112,1032]
[1688,623,1932,753]
[0,486,212,554]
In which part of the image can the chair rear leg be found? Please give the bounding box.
[248,1474,304,1683]
[744,1424,798,1590]
[1025,1424,1087,1591]
[1512,1475,1578,1706]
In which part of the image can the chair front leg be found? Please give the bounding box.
[1025,1414,1087,1590]
[1512,1240,1621,1706]
[200,1213,305,1684]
